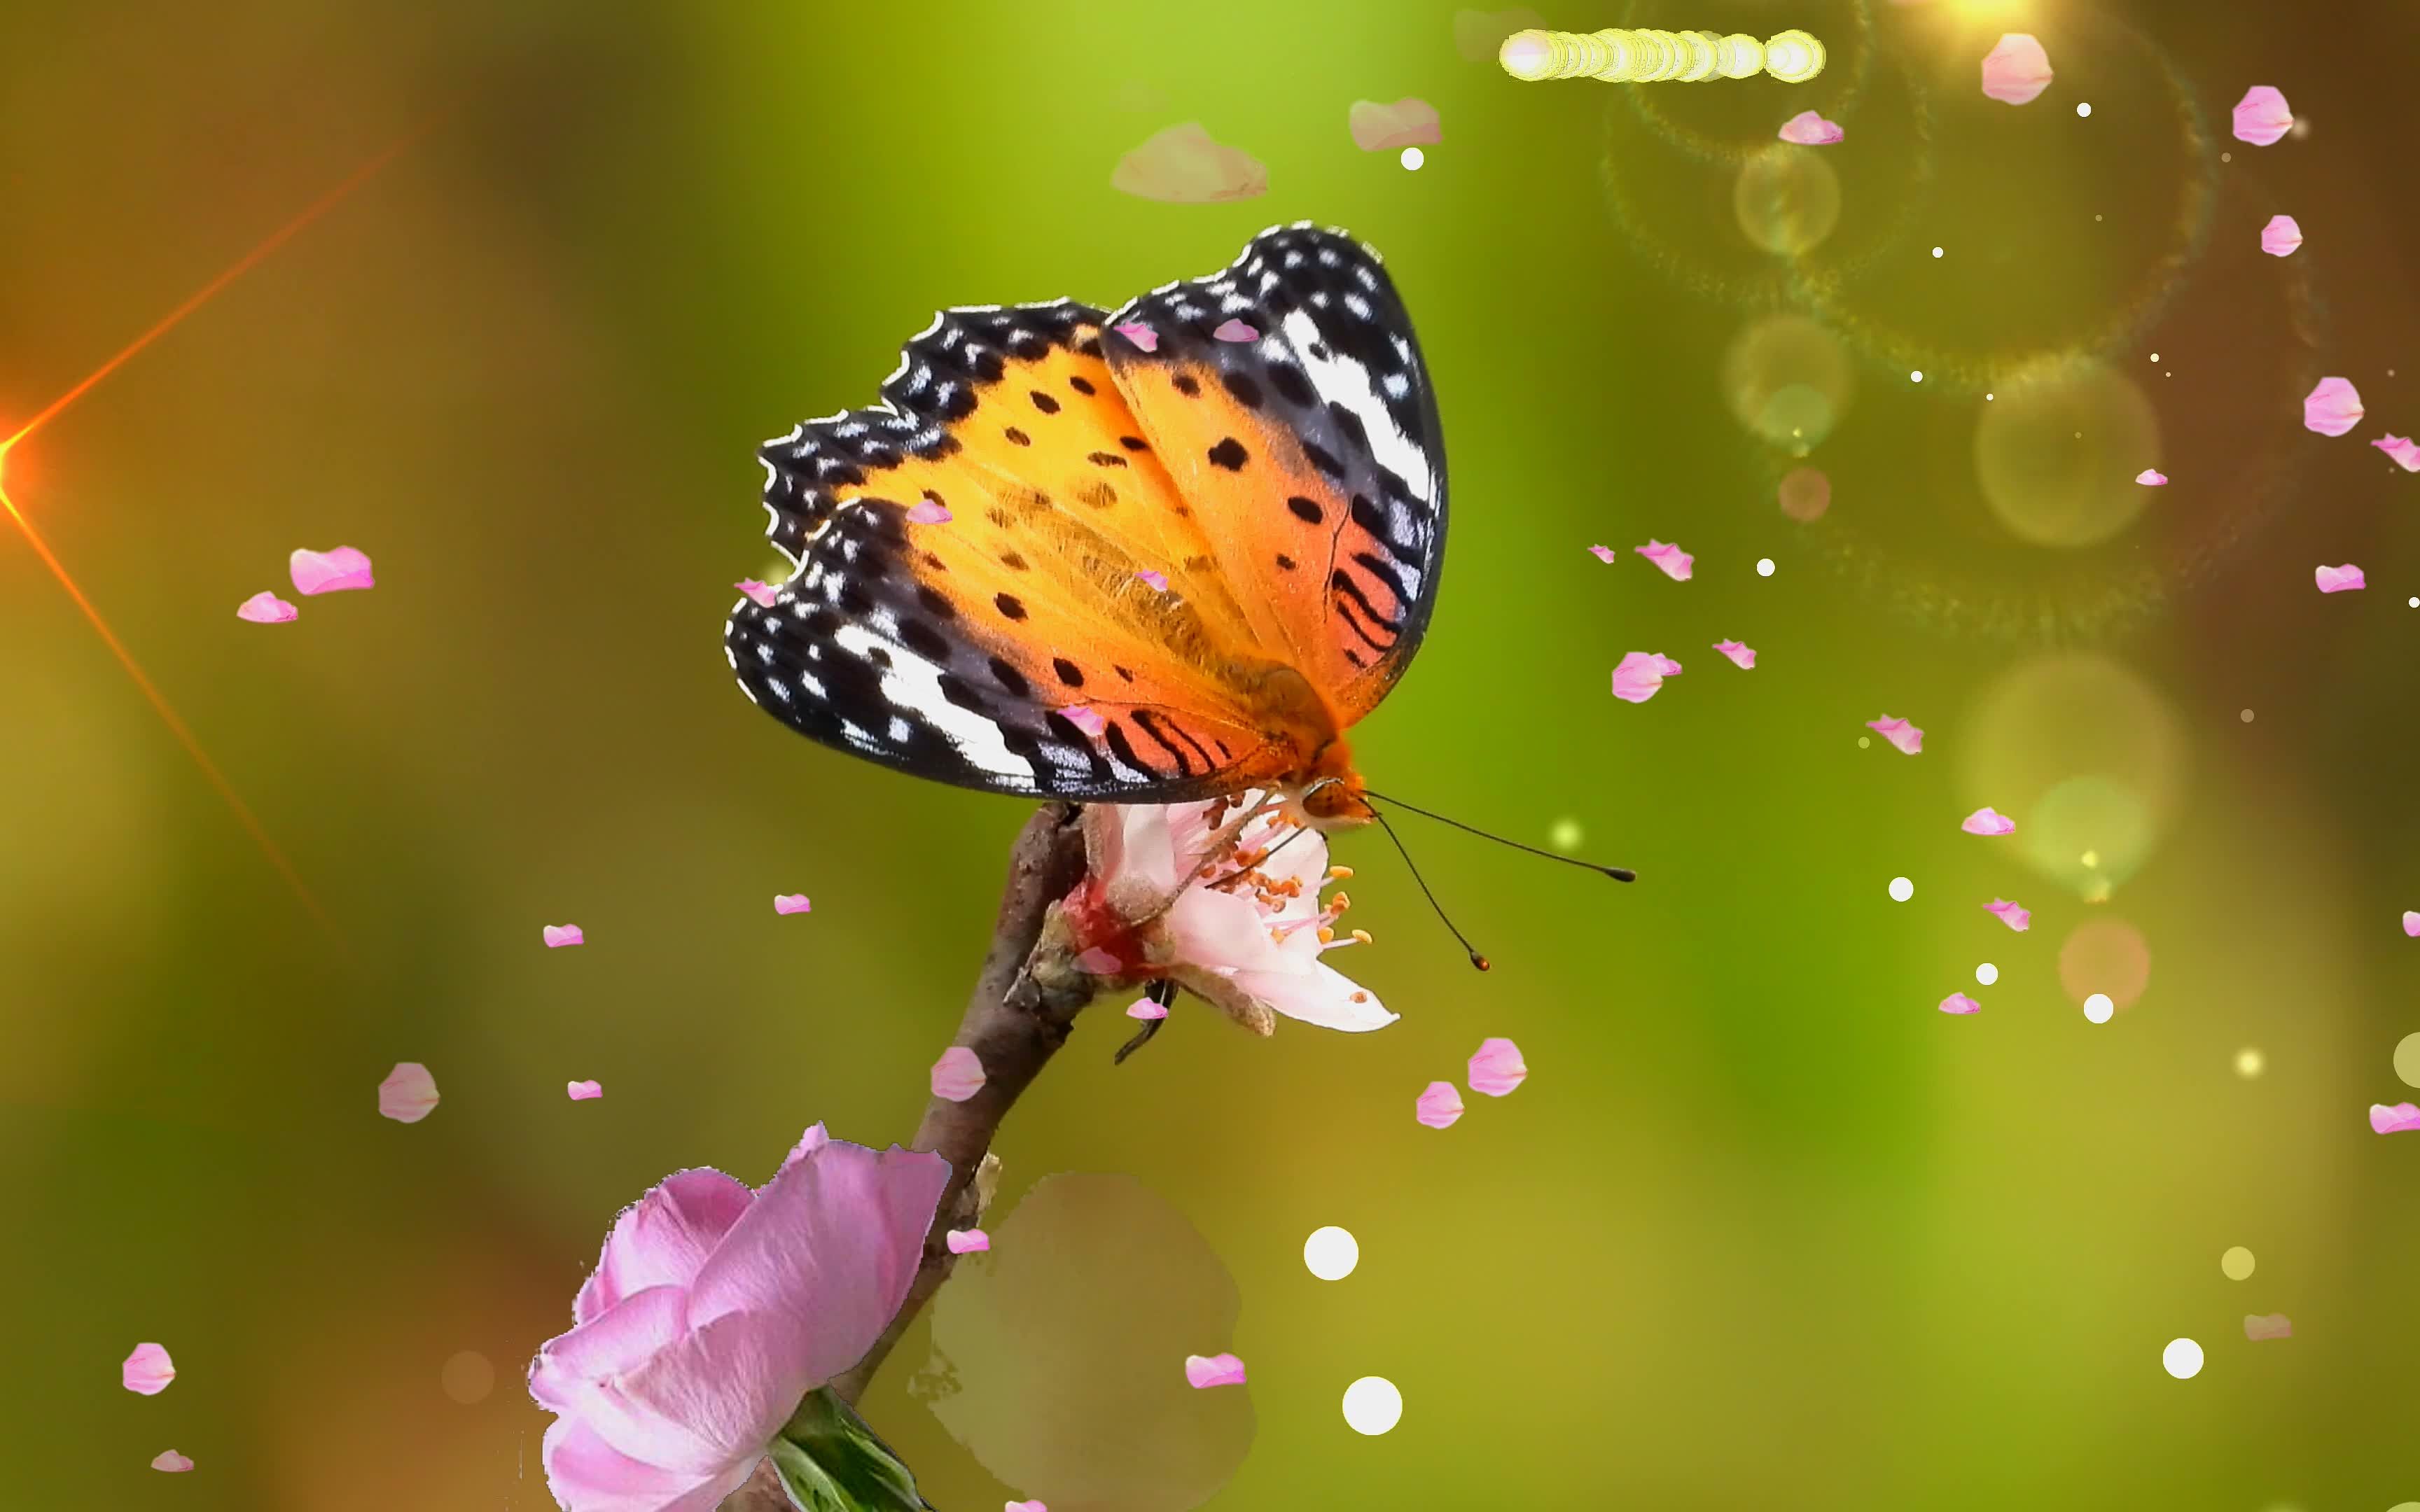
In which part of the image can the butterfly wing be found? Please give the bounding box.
[1098,223,1447,722]
[727,299,1309,802]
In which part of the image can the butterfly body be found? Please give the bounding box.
[726,223,1442,829]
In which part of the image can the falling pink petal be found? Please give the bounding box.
[1007,1502,1048,1512]
[2243,1313,2293,1340]
[1635,540,1693,581]
[1064,706,1108,738]
[1113,321,1160,353]
[2403,910,2419,937]
[1938,992,1982,1016]
[2371,434,2420,472]
[932,1046,987,1102]
[735,579,780,608]
[1211,318,1260,344]
[377,1062,439,1124]
[774,894,812,915]
[1713,640,1756,670]
[1127,996,1169,1021]
[122,1343,175,1396]
[542,923,584,948]
[1416,1080,1465,1128]
[236,590,298,623]
[1586,545,1617,563]
[1961,807,2017,836]
[1349,97,1442,152]
[1866,715,1924,755]
[1468,1037,1527,1096]
[1136,569,1169,591]
[2259,214,2303,257]
[1984,898,2032,932]
[2304,376,2363,436]
[566,1079,604,1101]
[1073,946,1120,974]
[1980,34,2053,106]
[945,1228,991,1254]
[1777,110,1844,145]
[2314,564,2366,594]
[150,1451,194,1474]
[288,545,375,595]
[1611,651,1684,704]
[1111,122,1267,204]
[2371,1102,2420,1135]
[907,499,952,524]
[2232,85,2293,146]
[1184,1352,1247,1389]
[2135,469,2167,486]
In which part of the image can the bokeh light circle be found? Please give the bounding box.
[1889,876,1913,902]
[1722,314,1856,452]
[1973,356,2163,548]
[2083,993,2115,1025]
[1733,147,1844,259]
[1975,962,1998,986]
[2394,1032,2420,1089]
[1341,1376,1404,1436]
[2162,1338,2204,1379]
[440,1350,494,1405]
[1303,1226,1360,1281]
[1779,466,1831,522]
[2059,919,2151,1010]
[2220,1247,2255,1281]
[2235,1047,2267,1079]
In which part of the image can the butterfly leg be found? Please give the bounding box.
[1113,977,1179,1065]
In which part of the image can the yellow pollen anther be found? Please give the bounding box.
[1318,926,1337,944]
[1330,890,1351,911]
[1350,927,1373,945]
[1328,864,1354,880]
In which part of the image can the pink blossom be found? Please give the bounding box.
[907,499,952,524]
[1468,1037,1527,1096]
[2259,215,2302,257]
[931,1046,986,1102]
[288,545,375,595]
[543,924,585,948]
[945,1228,990,1254]
[123,1343,175,1395]
[1961,807,2016,836]
[378,1063,440,1124]
[1417,1080,1465,1128]
[2371,1102,2420,1135]
[2135,469,2167,486]
[1211,318,1260,343]
[1349,97,1442,152]
[150,1450,194,1473]
[1007,1502,1048,1511]
[2304,376,2363,436]
[1126,995,1169,1021]
[1111,124,1268,204]
[1611,652,1683,704]
[1113,321,1160,353]
[1586,545,1616,564]
[2315,564,2366,594]
[1136,569,1170,591]
[2232,85,2293,146]
[1778,111,1843,145]
[1939,993,1982,1016]
[1984,898,2031,932]
[2243,1313,2293,1340]
[1183,1352,1247,1389]
[1635,540,1693,580]
[529,1125,948,1512]
[1866,715,1924,755]
[236,591,298,623]
[1064,706,1108,738]
[774,894,812,916]
[735,580,780,608]
[1713,640,1756,670]
[2372,435,2420,472]
[568,1080,604,1101]
[2404,910,2419,937]
[1980,34,2053,106]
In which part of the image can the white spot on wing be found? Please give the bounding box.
[830,622,1025,778]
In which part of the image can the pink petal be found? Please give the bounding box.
[1961,807,2017,836]
[1111,122,1267,204]
[1980,34,2053,106]
[1984,898,2032,932]
[1713,640,1757,670]
[1183,1352,1247,1389]
[1211,318,1259,343]
[932,1046,987,1102]
[1866,716,1924,755]
[288,545,375,595]
[1467,1037,1527,1096]
[539,1414,752,1511]
[2304,376,2363,436]
[123,1342,175,1395]
[735,580,780,608]
[377,1062,440,1124]
[1136,569,1169,591]
[236,590,298,623]
[1635,540,1693,581]
[1611,650,1683,704]
[2243,1313,2293,1340]
[1777,111,1844,145]
[773,894,812,916]
[1586,545,1617,563]
[2403,910,2420,937]
[151,1450,193,1473]
[2370,1102,2420,1135]
[2315,564,2367,594]
[2259,214,2303,257]
[1348,97,1441,152]
[1939,992,1982,1016]
[2135,469,2168,486]
[906,499,952,524]
[2371,434,2420,472]
[2232,85,2293,146]
[567,1080,604,1100]
[543,924,585,948]
[575,1170,756,1321]
[1416,1080,1465,1128]
[1007,1502,1049,1512]
[1064,706,1108,738]
[945,1228,990,1254]
[1126,996,1169,1021]
[1113,321,1160,353]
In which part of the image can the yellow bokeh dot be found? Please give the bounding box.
[2221,1246,2255,1280]
[2235,1047,2266,1079]
[2393,1031,2420,1088]
[1732,146,1842,258]
[1974,357,2164,548]
[440,1350,495,1405]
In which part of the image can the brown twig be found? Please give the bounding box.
[720,802,1095,1511]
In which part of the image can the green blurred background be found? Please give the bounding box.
[5,0,2416,1507]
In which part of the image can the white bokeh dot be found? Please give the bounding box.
[2409,596,2417,608]
[2235,1046,2266,1078]
[2083,993,2115,1023]
[1303,1226,1360,1281]
[1342,1376,1403,1435]
[1910,370,1925,383]
[1975,962,1999,986]
[2162,1338,2204,1379]
[2077,102,2093,118]
[1931,246,1944,258]
[1755,557,1774,577]
[1888,876,1914,902]
[1400,147,1424,171]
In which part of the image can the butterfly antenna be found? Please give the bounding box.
[1362,790,1636,882]
[1367,806,1491,972]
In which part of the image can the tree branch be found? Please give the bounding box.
[721,802,1094,1511]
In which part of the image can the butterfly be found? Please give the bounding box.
[725,223,1444,830]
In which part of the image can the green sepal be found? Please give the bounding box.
[765,1386,936,1511]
